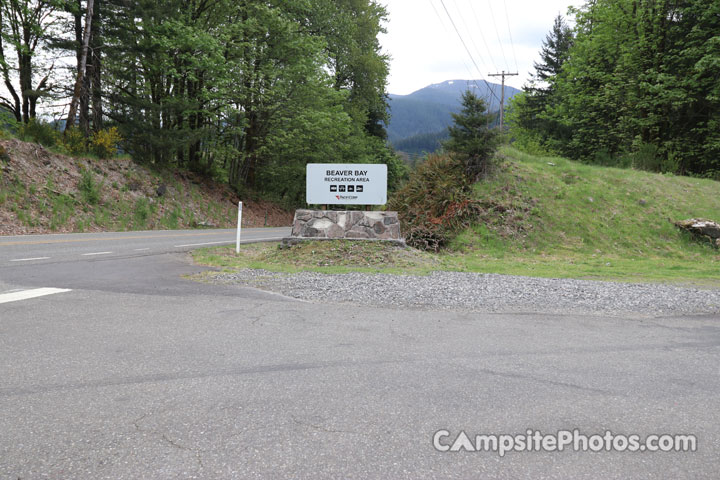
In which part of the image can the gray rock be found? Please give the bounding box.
[296,211,313,222]
[327,224,345,238]
[287,209,403,243]
[345,230,370,239]
[675,218,720,246]
[304,227,323,238]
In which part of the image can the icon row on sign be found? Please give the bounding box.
[330,185,363,193]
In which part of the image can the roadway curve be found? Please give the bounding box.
[0,228,718,479]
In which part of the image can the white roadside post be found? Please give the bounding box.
[236,201,242,254]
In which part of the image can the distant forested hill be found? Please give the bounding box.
[387,80,520,152]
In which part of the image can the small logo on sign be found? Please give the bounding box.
[356,185,363,192]
[330,185,337,192]
[339,185,346,192]
[347,185,355,192]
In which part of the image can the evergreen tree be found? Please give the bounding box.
[0,0,398,203]
[512,14,573,151]
[532,14,574,88]
[511,0,720,177]
[443,90,498,180]
[553,0,720,174]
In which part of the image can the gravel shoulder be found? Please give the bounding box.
[209,269,720,318]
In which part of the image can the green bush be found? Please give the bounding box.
[631,141,661,172]
[78,168,101,204]
[19,119,60,147]
[661,150,680,174]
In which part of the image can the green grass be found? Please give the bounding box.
[194,146,720,286]
[443,146,720,285]
[133,197,151,229]
[161,206,181,230]
[193,240,443,275]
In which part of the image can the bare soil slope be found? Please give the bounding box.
[0,138,292,235]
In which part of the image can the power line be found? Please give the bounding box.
[502,0,520,73]
[450,0,492,85]
[464,0,502,110]
[427,0,485,102]
[486,0,510,73]
[488,70,518,127]
[427,0,449,33]
[447,0,494,108]
[437,0,501,107]
[466,0,498,70]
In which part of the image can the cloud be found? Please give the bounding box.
[380,0,585,94]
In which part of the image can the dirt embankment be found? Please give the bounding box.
[0,138,292,236]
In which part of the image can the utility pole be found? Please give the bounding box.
[488,71,518,128]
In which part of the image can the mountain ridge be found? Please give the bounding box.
[386,79,521,153]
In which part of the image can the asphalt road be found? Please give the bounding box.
[1,229,718,479]
[0,227,289,265]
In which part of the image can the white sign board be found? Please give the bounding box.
[306,163,387,205]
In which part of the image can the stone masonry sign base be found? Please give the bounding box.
[282,209,404,246]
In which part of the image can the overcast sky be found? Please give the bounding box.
[379,0,586,95]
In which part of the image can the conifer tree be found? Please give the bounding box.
[443,90,498,181]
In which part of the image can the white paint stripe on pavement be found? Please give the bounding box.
[174,241,233,248]
[174,237,283,248]
[81,251,113,256]
[239,236,284,242]
[0,288,72,305]
[9,257,51,262]
[133,248,150,251]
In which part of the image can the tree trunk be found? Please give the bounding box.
[66,0,95,132]
[0,7,21,121]
[90,0,103,131]
[72,0,89,134]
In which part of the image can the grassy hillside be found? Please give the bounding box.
[449,146,720,283]
[196,146,720,285]
[0,138,292,235]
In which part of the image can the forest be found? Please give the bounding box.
[510,0,720,178]
[0,0,404,205]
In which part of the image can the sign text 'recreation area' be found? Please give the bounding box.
[306,163,387,205]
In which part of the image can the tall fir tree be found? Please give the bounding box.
[443,90,498,181]
[512,14,574,152]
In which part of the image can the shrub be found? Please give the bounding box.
[62,127,88,156]
[90,127,122,159]
[78,168,101,204]
[661,151,680,175]
[388,153,482,251]
[631,141,661,172]
[19,118,60,147]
